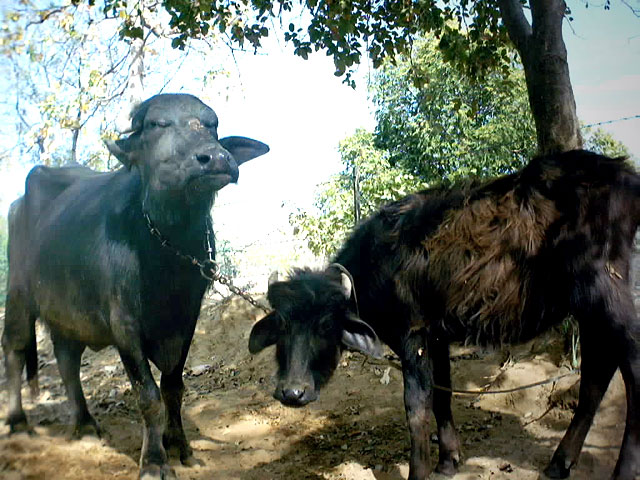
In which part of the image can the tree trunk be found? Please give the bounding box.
[70,106,82,165]
[116,24,145,133]
[498,0,582,155]
[70,127,79,164]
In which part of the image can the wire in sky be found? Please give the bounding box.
[584,114,640,128]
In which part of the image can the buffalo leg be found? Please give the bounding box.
[546,283,638,479]
[616,354,640,480]
[2,291,36,433]
[4,349,30,432]
[118,348,175,480]
[429,337,461,475]
[161,365,194,465]
[402,331,434,480]
[545,320,617,478]
[612,292,639,480]
[51,333,100,438]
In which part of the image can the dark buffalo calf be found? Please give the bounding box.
[3,93,269,479]
[249,150,640,480]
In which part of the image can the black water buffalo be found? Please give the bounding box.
[3,93,269,479]
[249,150,640,480]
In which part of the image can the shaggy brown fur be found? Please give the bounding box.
[425,188,559,343]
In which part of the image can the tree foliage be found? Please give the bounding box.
[373,36,536,185]
[24,1,638,156]
[0,0,228,169]
[582,125,630,158]
[1,1,131,167]
[290,38,536,258]
[120,0,513,87]
[290,129,427,257]
[109,0,638,154]
[291,38,631,258]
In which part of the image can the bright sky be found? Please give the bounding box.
[1,2,639,254]
[209,41,375,246]
[564,2,640,155]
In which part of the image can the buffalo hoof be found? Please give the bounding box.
[69,415,102,440]
[180,454,204,467]
[163,431,196,466]
[435,459,458,476]
[139,464,177,480]
[543,461,571,479]
[165,444,200,467]
[434,428,462,476]
[7,412,34,435]
[436,452,461,476]
[436,445,461,476]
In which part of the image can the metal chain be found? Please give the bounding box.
[145,212,581,397]
[208,272,271,313]
[143,212,271,313]
[433,369,580,396]
[378,355,580,396]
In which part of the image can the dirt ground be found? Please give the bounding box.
[0,296,627,480]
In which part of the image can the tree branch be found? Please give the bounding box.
[26,7,66,29]
[498,0,532,56]
[14,93,31,130]
[620,0,640,16]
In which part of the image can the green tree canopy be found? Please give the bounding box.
[122,0,513,82]
[291,36,630,258]
[373,36,536,185]
[11,1,639,157]
[290,129,427,257]
[582,124,630,158]
[1,2,131,167]
[0,1,230,169]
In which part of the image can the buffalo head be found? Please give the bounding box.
[105,93,269,207]
[249,267,382,406]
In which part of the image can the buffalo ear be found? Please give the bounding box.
[342,315,383,359]
[105,138,134,170]
[248,311,280,354]
[219,136,269,166]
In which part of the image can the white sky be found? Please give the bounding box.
[1,2,639,252]
[564,2,640,155]
[210,41,375,245]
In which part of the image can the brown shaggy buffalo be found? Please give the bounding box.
[249,150,640,480]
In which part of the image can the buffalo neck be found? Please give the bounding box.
[142,187,214,230]
[121,169,214,261]
[330,217,407,354]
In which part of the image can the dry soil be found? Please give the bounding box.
[0,297,627,480]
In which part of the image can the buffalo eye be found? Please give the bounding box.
[202,121,218,138]
[317,315,337,336]
[146,119,171,129]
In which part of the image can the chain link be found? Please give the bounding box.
[145,212,583,398]
[208,272,271,312]
[143,212,271,313]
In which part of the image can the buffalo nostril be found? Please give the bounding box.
[282,388,305,402]
[218,152,230,164]
[196,154,212,165]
